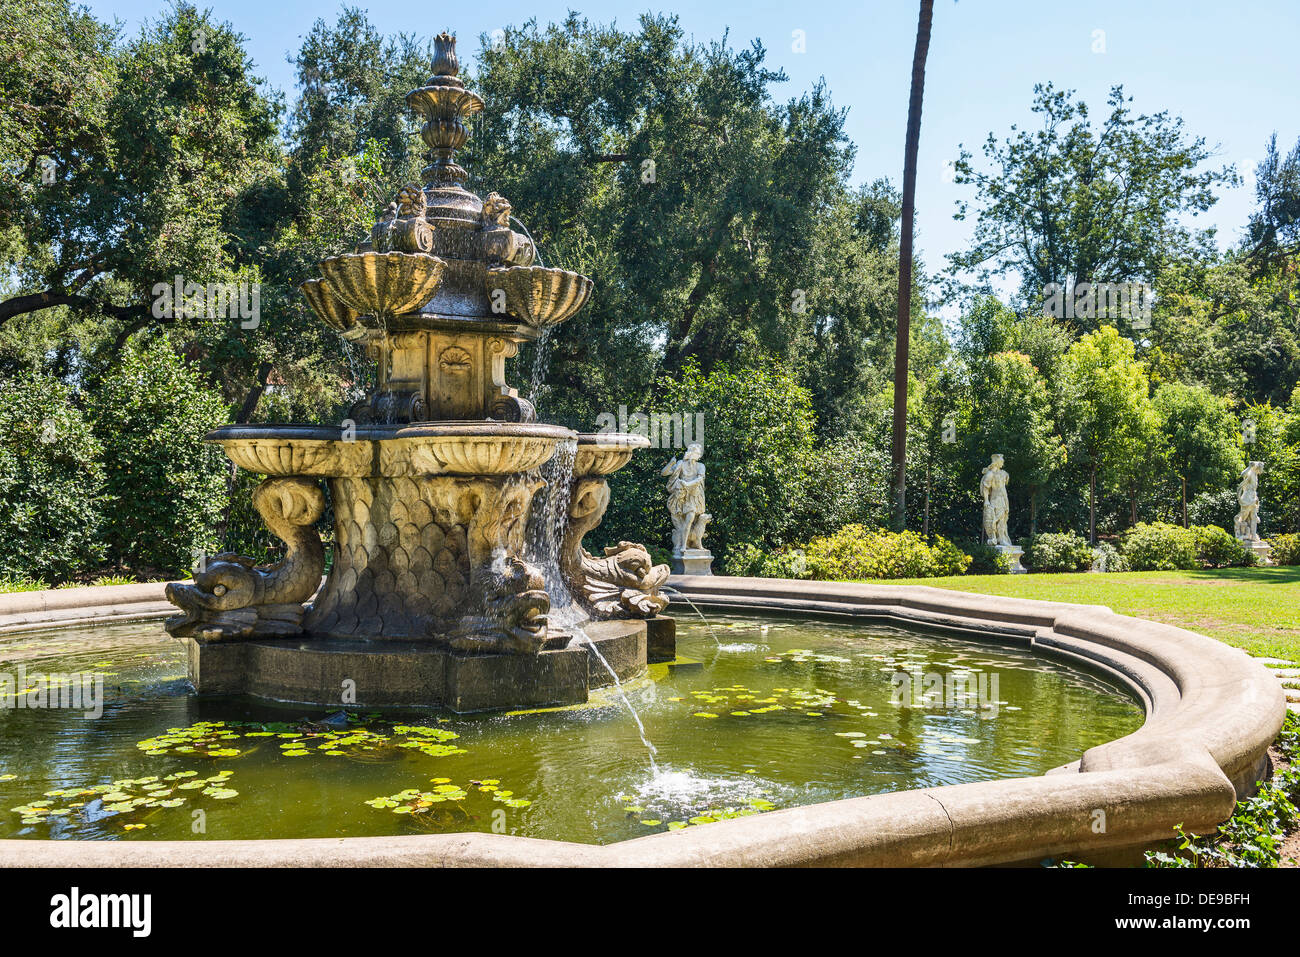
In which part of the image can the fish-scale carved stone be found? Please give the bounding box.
[302,472,545,647]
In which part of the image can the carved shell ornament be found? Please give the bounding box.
[317,250,446,317]
[438,346,473,374]
[486,265,593,328]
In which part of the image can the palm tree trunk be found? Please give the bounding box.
[890,0,935,530]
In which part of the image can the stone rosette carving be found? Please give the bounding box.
[165,478,326,641]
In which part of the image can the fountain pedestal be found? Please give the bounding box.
[183,617,673,712]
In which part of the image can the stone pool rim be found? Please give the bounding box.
[0,576,1284,867]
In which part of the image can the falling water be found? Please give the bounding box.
[662,586,725,651]
[572,622,659,775]
[527,328,553,403]
[509,215,544,268]
[523,439,661,772]
[525,437,579,623]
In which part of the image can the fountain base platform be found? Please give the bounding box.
[183,616,676,712]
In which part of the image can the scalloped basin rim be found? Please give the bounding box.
[576,432,652,449]
[206,423,579,443]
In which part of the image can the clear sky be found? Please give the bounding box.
[85,0,1299,295]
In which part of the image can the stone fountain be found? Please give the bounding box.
[164,33,673,712]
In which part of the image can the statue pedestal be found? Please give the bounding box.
[1238,537,1274,565]
[671,549,714,576]
[995,544,1026,574]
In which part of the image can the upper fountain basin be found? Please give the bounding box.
[486,265,593,328]
[575,432,651,476]
[208,422,577,478]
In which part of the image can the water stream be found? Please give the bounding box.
[662,586,725,651]
[572,623,659,775]
[524,438,662,771]
[525,437,578,623]
[527,328,553,403]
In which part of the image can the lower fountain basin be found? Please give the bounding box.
[0,578,1282,865]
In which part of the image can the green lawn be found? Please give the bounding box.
[889,566,1300,663]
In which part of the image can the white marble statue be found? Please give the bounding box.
[980,454,1013,547]
[1235,461,1265,542]
[662,443,710,555]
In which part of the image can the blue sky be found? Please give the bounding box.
[86,0,1299,296]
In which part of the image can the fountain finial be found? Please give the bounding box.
[432,32,459,78]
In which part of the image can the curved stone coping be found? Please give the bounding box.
[0,583,170,635]
[0,576,1284,867]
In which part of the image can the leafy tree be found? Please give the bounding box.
[467,14,905,428]
[600,361,817,563]
[949,84,1235,315]
[1059,326,1154,541]
[0,372,105,580]
[0,2,281,350]
[88,336,230,574]
[1152,381,1242,527]
[1149,251,1300,406]
[968,351,1065,537]
[1246,133,1300,268]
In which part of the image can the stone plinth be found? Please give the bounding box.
[670,549,714,576]
[1240,538,1274,565]
[183,619,647,713]
[996,544,1026,574]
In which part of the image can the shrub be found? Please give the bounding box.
[962,542,1011,575]
[1023,531,1093,573]
[802,525,970,581]
[0,371,106,581]
[1090,542,1128,572]
[1272,533,1300,566]
[928,535,974,577]
[1190,524,1251,568]
[1122,522,1198,571]
[723,542,810,579]
[724,542,768,577]
[88,337,231,574]
[600,361,818,567]
[1187,487,1238,530]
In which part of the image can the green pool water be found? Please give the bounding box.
[0,614,1143,844]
